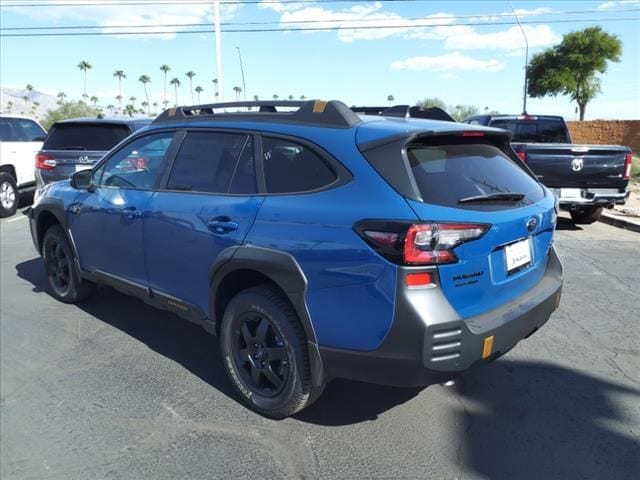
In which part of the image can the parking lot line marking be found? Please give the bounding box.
[4,216,28,223]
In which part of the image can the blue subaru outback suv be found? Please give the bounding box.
[29,100,563,418]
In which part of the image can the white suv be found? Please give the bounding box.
[0,114,46,217]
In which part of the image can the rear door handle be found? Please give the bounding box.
[122,206,143,219]
[207,217,239,234]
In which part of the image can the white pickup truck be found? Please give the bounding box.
[0,114,47,217]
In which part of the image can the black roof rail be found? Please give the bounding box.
[351,104,456,123]
[153,100,361,128]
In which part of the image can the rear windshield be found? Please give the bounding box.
[489,118,569,143]
[43,123,131,151]
[405,143,544,209]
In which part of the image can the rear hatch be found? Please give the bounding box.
[363,133,556,319]
[40,122,133,170]
[517,144,629,189]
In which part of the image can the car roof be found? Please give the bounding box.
[0,113,42,121]
[53,116,152,128]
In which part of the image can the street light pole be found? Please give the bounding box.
[236,46,247,101]
[509,0,529,114]
[214,0,224,102]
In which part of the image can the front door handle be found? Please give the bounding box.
[207,217,239,234]
[122,206,143,220]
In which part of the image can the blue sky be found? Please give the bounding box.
[1,0,638,119]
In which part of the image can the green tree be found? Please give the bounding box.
[288,94,294,100]
[113,70,126,109]
[185,71,196,103]
[212,78,219,100]
[195,85,203,104]
[272,94,279,100]
[387,94,394,104]
[78,61,92,98]
[25,84,34,104]
[416,97,448,110]
[41,100,100,130]
[527,26,622,121]
[106,104,115,114]
[253,95,259,101]
[123,104,136,117]
[170,78,181,106]
[90,95,99,107]
[138,75,151,113]
[6,100,13,113]
[300,95,306,101]
[233,86,242,100]
[160,64,170,106]
[56,91,67,105]
[129,96,136,107]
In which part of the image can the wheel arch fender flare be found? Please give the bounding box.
[209,245,324,386]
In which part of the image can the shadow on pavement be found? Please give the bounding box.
[555,216,582,231]
[453,360,640,480]
[16,258,418,424]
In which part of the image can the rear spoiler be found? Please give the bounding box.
[351,105,456,123]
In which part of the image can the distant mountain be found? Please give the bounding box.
[0,87,58,119]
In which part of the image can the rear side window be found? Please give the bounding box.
[0,118,22,141]
[490,119,569,143]
[15,119,46,141]
[405,143,544,209]
[43,123,131,150]
[166,132,249,193]
[262,137,337,194]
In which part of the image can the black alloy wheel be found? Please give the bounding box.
[44,234,71,296]
[233,313,290,397]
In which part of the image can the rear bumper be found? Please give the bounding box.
[320,247,563,387]
[551,188,630,206]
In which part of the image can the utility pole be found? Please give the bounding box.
[509,0,529,114]
[236,46,247,101]
[214,0,224,102]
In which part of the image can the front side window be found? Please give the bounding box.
[0,118,21,142]
[15,119,46,142]
[166,132,250,193]
[94,132,174,189]
[262,137,337,194]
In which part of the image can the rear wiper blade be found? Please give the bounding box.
[458,192,525,204]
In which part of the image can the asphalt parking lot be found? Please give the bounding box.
[1,207,639,480]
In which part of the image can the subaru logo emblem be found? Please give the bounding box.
[526,217,538,232]
[571,158,584,172]
[78,155,90,163]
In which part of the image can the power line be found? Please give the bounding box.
[1,0,427,7]
[1,17,636,37]
[3,8,638,31]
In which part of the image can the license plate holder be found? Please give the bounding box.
[560,188,582,199]
[505,237,532,273]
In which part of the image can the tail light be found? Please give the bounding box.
[516,150,527,163]
[623,152,633,180]
[36,154,57,170]
[355,221,490,266]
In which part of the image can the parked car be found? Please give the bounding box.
[0,114,46,217]
[29,100,563,418]
[35,117,152,189]
[464,114,632,224]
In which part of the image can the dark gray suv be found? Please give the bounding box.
[36,117,151,188]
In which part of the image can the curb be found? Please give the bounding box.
[600,213,640,233]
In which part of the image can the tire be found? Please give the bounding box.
[570,206,603,225]
[0,172,19,218]
[42,225,96,303]
[220,285,324,418]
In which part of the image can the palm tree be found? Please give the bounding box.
[90,96,99,107]
[124,104,136,117]
[233,86,242,100]
[141,101,149,115]
[387,94,395,104]
[212,78,219,100]
[162,99,169,109]
[170,78,181,106]
[272,94,279,100]
[115,95,123,111]
[138,75,151,113]
[6,100,13,113]
[300,95,306,100]
[185,71,196,103]
[129,96,136,107]
[195,86,203,104]
[56,91,67,105]
[78,61,92,98]
[22,95,28,107]
[160,64,170,106]
[253,95,259,101]
[288,94,294,100]
[25,84,34,104]
[113,70,126,108]
[152,102,158,114]
[106,104,115,114]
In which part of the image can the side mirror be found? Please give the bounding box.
[70,169,94,190]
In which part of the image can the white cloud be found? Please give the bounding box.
[472,7,554,22]
[434,24,560,50]
[4,0,244,40]
[390,52,504,72]
[598,0,640,10]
